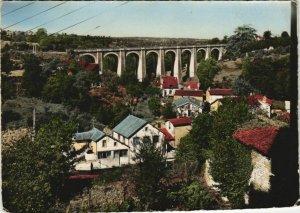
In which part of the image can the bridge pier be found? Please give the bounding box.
[97,52,103,74]
[173,47,182,80]
[117,50,125,77]
[190,47,197,78]
[156,48,165,77]
[137,49,146,82]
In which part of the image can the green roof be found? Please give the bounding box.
[74,128,105,142]
[112,115,147,138]
[173,97,201,108]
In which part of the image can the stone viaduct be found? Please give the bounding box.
[74,44,226,81]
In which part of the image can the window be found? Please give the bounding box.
[102,140,107,147]
[120,149,128,157]
[133,137,140,147]
[114,150,119,158]
[143,136,151,143]
[152,135,159,143]
[98,151,111,159]
[145,127,148,131]
[114,141,117,146]
[169,90,172,94]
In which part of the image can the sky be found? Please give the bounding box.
[1,1,291,39]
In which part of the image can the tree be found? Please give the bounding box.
[2,117,76,213]
[224,25,257,59]
[241,56,290,100]
[263,30,272,40]
[134,142,166,210]
[1,52,13,74]
[100,70,119,92]
[162,102,176,119]
[148,97,161,116]
[231,77,259,96]
[22,54,45,97]
[196,58,221,90]
[281,31,289,38]
[1,76,16,100]
[42,70,76,103]
[209,98,253,208]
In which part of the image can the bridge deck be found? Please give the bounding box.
[74,44,226,53]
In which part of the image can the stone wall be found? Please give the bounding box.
[249,150,272,192]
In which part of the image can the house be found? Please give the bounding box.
[205,88,234,104]
[159,128,176,161]
[209,98,223,112]
[165,117,192,147]
[183,81,200,90]
[112,115,165,164]
[233,127,298,207]
[73,127,129,169]
[173,96,203,118]
[174,90,204,102]
[160,76,179,97]
[248,94,273,117]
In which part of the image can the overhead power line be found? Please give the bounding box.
[49,1,129,36]
[3,1,67,30]
[2,2,35,16]
[26,1,96,32]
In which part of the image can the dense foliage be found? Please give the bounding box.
[2,117,76,213]
[162,102,177,119]
[1,76,16,100]
[22,54,46,97]
[134,142,166,210]
[167,180,217,210]
[209,98,253,208]
[196,58,221,90]
[241,56,290,100]
[176,112,213,164]
[231,77,259,96]
[148,97,161,116]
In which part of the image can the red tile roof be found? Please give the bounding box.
[184,82,200,90]
[252,94,273,106]
[208,89,233,96]
[167,117,192,127]
[85,63,98,72]
[233,127,280,155]
[160,128,175,141]
[161,76,179,89]
[174,90,203,97]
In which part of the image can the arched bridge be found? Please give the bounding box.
[74,44,226,81]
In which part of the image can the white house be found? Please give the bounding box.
[173,96,203,118]
[112,115,165,164]
[248,94,273,118]
[73,128,130,170]
[160,76,179,97]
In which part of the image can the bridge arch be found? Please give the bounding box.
[126,51,140,57]
[125,52,139,79]
[103,52,119,58]
[103,52,119,73]
[79,53,97,63]
[165,50,176,76]
[146,50,159,56]
[146,51,158,79]
[181,49,192,82]
[197,49,206,62]
[210,48,220,60]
